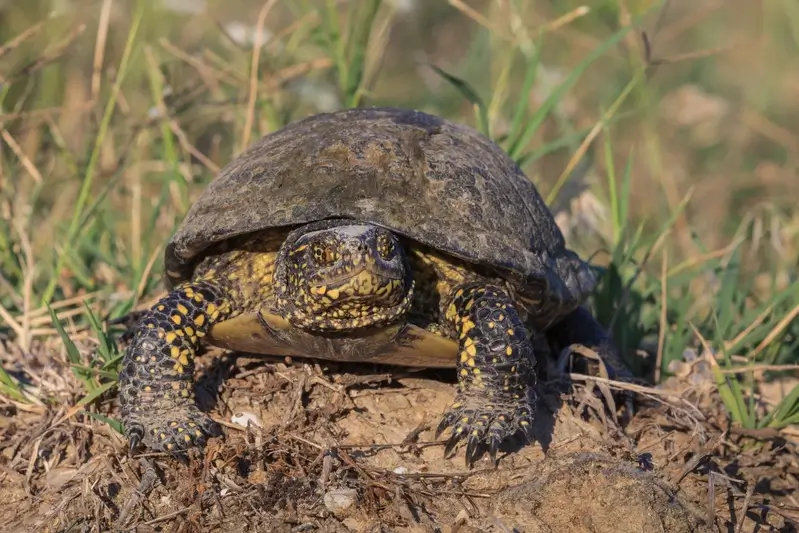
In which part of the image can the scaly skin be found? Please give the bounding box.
[118,221,414,453]
[435,282,537,466]
[118,281,232,452]
[119,219,631,465]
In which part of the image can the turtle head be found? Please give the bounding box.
[275,222,415,331]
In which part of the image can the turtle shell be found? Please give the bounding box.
[165,107,596,315]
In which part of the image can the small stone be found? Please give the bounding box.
[231,411,262,429]
[324,487,358,517]
[393,466,408,475]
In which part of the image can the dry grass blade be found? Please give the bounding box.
[0,21,43,61]
[448,0,508,38]
[750,302,799,359]
[0,302,24,340]
[547,71,641,205]
[716,363,799,375]
[240,0,278,153]
[11,24,88,83]
[91,0,114,101]
[539,6,591,33]
[158,38,232,97]
[0,129,43,184]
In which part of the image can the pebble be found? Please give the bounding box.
[323,487,358,517]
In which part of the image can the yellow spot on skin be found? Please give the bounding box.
[194,314,205,327]
[455,288,464,298]
[488,321,495,329]
[311,285,327,295]
[467,358,476,367]
[167,443,174,450]
[178,353,189,366]
[506,346,513,356]
[460,351,469,362]
[177,427,184,432]
[327,288,340,299]
[466,344,477,357]
[181,390,190,398]
[171,314,182,325]
[170,346,180,359]
[206,303,217,315]
[185,326,194,336]
[165,332,177,344]
[460,369,469,376]
[177,304,189,315]
[159,433,166,440]
[144,386,152,392]
[507,329,515,336]
[184,435,192,442]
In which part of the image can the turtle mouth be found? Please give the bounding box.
[307,267,407,307]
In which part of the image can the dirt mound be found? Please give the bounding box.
[1,348,797,533]
[485,451,712,533]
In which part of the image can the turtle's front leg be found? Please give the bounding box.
[436,282,537,466]
[118,281,232,454]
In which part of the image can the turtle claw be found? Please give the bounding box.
[435,408,461,441]
[126,423,144,455]
[488,435,501,465]
[436,398,535,468]
[465,435,482,467]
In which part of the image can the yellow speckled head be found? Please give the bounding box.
[274,220,414,331]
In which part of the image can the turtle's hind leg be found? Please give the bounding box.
[435,282,538,467]
[118,281,233,453]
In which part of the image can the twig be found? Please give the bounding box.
[144,505,194,525]
[734,482,756,533]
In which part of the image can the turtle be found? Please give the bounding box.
[118,106,632,466]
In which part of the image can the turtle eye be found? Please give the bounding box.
[377,233,396,260]
[310,242,337,266]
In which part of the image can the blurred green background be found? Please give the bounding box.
[1,0,797,426]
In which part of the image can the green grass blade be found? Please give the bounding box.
[427,64,490,137]
[506,12,650,162]
[82,302,117,364]
[49,305,97,393]
[0,368,28,403]
[40,2,145,306]
[82,411,124,435]
[74,380,117,409]
[505,43,542,151]
[761,383,799,428]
